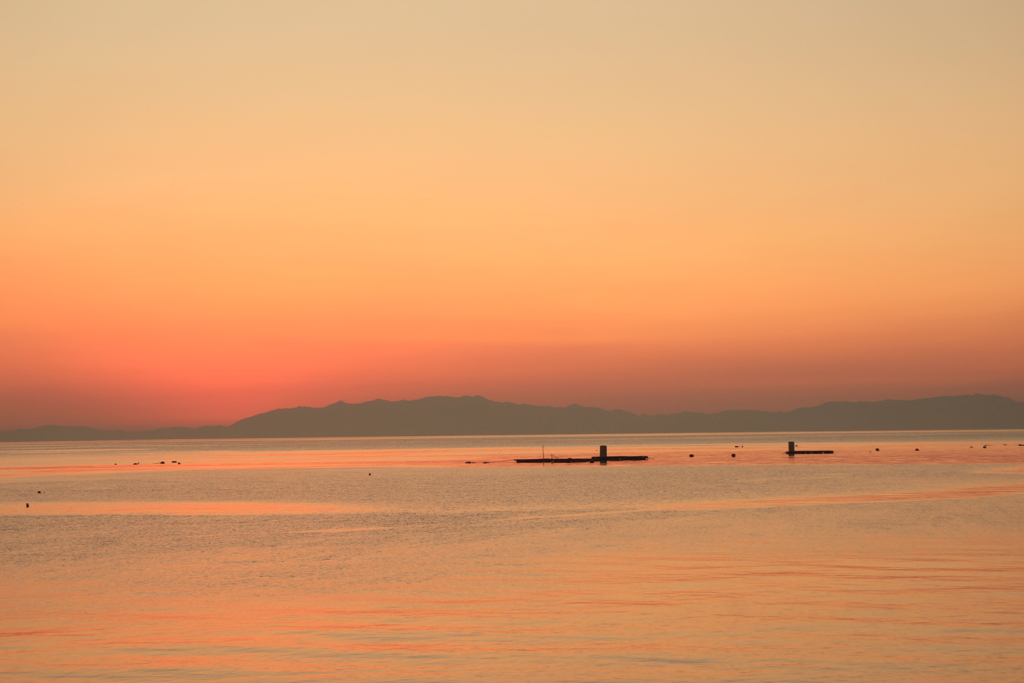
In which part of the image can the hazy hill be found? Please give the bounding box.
[2,394,1023,442]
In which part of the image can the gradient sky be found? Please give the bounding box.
[2,1,1023,429]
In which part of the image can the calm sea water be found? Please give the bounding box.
[3,432,1024,682]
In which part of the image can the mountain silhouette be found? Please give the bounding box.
[2,394,1023,442]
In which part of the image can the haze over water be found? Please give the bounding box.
[3,432,1023,681]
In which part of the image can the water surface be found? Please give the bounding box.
[2,433,1023,681]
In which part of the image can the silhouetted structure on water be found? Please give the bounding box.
[786,441,834,456]
[515,445,648,464]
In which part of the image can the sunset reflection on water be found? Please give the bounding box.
[2,433,1023,681]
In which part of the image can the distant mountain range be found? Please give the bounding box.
[2,394,1023,442]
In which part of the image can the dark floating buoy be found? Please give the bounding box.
[983,445,987,449]
[37,491,41,494]
[689,454,694,457]
[915,448,919,451]
[482,461,490,464]
[160,461,165,464]
[26,503,29,508]
[875,448,880,451]
[731,453,736,457]
[368,473,371,476]
[465,461,474,464]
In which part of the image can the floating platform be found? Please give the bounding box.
[516,445,648,464]
[515,455,649,464]
[786,441,833,456]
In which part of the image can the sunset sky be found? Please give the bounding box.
[2,1,1022,429]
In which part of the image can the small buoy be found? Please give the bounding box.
[26,503,29,508]
[689,454,694,458]
[915,448,919,451]
[368,473,371,476]
[37,491,41,494]
[731,453,736,457]
[875,448,880,451]
[983,445,987,449]
[160,461,165,464]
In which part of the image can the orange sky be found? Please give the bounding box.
[2,1,1023,429]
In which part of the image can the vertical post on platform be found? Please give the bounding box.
[600,445,608,464]
[787,441,796,456]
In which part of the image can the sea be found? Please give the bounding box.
[2,431,1024,682]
